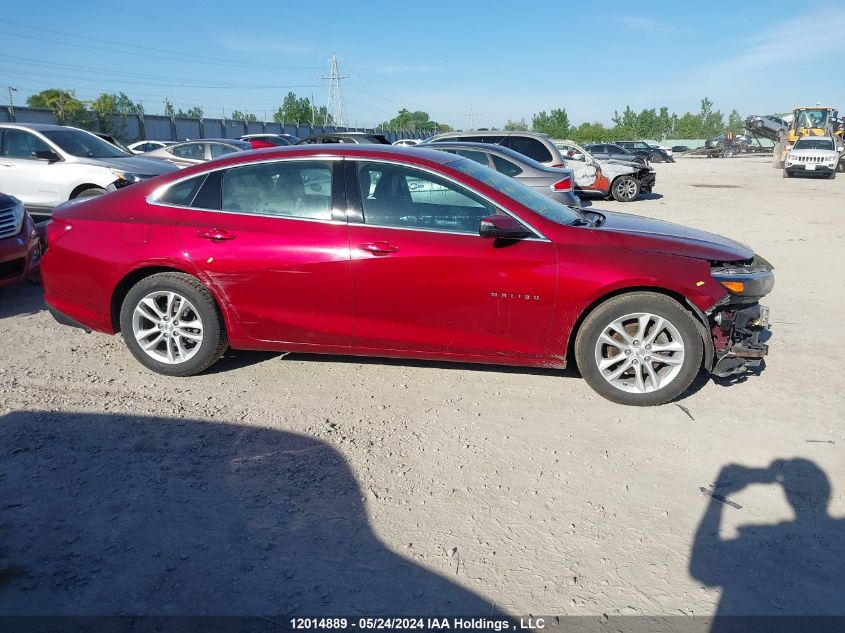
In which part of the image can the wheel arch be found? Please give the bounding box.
[69,183,107,199]
[110,265,228,334]
[565,285,714,371]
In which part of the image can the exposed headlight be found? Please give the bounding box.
[109,169,146,188]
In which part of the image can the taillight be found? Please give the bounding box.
[551,176,573,191]
[46,218,73,246]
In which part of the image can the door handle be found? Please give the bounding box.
[359,241,398,254]
[196,228,236,241]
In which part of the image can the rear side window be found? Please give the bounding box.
[157,174,207,206]
[170,143,205,160]
[503,136,553,163]
[210,144,239,158]
[220,160,333,220]
[491,154,523,176]
[455,149,490,166]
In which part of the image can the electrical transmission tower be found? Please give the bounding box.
[466,104,475,131]
[322,53,349,127]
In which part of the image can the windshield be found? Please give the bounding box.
[43,130,130,158]
[793,138,835,151]
[449,157,582,226]
[795,109,830,130]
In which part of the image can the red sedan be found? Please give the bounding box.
[40,146,773,405]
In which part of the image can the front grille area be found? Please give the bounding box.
[0,257,25,280]
[0,203,22,239]
[795,155,825,163]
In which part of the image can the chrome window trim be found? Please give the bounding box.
[348,157,549,241]
[147,155,343,226]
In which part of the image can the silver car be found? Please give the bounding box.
[143,138,252,168]
[422,131,567,168]
[422,142,580,207]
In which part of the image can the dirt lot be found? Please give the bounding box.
[1,156,843,619]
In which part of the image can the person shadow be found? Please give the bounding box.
[0,410,510,623]
[690,459,845,632]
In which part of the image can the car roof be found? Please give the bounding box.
[419,141,534,162]
[429,130,549,139]
[0,122,71,132]
[177,138,251,147]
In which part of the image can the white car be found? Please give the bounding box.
[0,123,178,217]
[392,138,421,146]
[128,140,177,154]
[783,137,839,179]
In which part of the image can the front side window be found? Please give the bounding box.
[42,130,128,158]
[221,160,333,219]
[170,143,206,160]
[450,157,581,226]
[0,129,52,159]
[355,161,497,234]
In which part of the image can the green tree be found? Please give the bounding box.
[727,109,744,135]
[114,92,143,116]
[176,106,204,119]
[230,110,258,123]
[570,121,614,144]
[531,108,570,138]
[273,92,322,124]
[380,108,447,132]
[89,93,116,132]
[674,112,702,138]
[26,88,86,125]
[698,97,724,138]
[163,98,176,120]
[503,118,529,131]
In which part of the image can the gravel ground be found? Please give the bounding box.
[1,155,843,619]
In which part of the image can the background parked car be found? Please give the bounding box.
[671,145,692,153]
[553,140,586,161]
[240,134,299,149]
[555,140,656,202]
[0,123,178,218]
[616,141,674,162]
[128,140,178,154]
[422,141,580,207]
[298,132,391,144]
[422,131,567,167]
[585,144,648,165]
[0,193,41,287]
[142,139,252,168]
[393,139,421,147]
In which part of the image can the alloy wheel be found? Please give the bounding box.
[132,291,204,364]
[594,312,685,394]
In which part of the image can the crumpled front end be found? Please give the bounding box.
[706,255,775,377]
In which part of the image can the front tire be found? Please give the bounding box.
[574,292,703,406]
[611,175,640,202]
[828,170,836,180]
[119,272,227,376]
[782,169,791,178]
[73,187,107,199]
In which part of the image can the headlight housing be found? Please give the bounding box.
[711,255,775,299]
[109,169,146,189]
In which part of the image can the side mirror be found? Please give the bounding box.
[34,150,61,163]
[479,214,531,239]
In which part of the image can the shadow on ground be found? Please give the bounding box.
[0,410,509,617]
[0,284,45,320]
[691,458,844,629]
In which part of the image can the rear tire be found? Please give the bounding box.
[611,175,640,202]
[574,292,703,406]
[119,272,227,376]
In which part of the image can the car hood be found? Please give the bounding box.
[597,157,648,170]
[75,155,179,176]
[591,210,753,261]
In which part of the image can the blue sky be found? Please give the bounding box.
[2,0,844,128]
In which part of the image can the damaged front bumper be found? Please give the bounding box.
[710,303,770,377]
